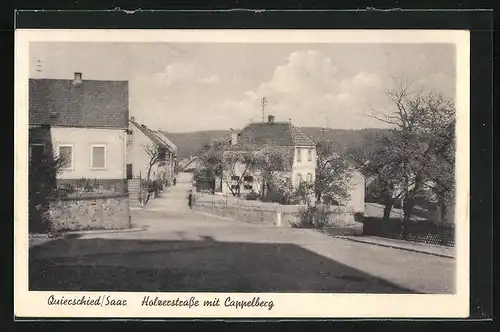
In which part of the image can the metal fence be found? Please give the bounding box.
[362,217,455,247]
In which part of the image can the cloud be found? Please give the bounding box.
[198,74,220,84]
[217,50,386,128]
[152,62,219,87]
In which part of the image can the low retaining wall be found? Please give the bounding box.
[48,193,131,232]
[193,194,363,235]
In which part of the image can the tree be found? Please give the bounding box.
[197,138,229,192]
[29,147,69,233]
[222,150,260,197]
[142,144,165,205]
[369,82,455,235]
[253,147,290,199]
[314,140,353,206]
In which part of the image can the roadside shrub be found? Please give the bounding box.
[245,191,259,201]
[292,204,332,229]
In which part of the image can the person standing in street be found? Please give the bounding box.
[188,189,193,209]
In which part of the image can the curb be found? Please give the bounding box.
[60,227,147,237]
[337,236,455,259]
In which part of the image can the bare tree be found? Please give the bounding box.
[222,151,259,197]
[369,82,455,235]
[142,144,165,205]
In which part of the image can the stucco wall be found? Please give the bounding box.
[49,127,126,180]
[127,124,175,181]
[345,170,365,214]
[292,147,317,186]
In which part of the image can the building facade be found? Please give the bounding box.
[221,115,317,197]
[127,118,178,186]
[28,72,129,193]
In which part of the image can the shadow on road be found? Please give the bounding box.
[29,235,419,294]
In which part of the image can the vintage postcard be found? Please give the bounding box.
[15,29,470,318]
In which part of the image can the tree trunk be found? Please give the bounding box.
[383,200,394,220]
[401,195,415,240]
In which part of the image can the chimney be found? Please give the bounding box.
[230,130,238,146]
[268,115,275,124]
[73,72,82,85]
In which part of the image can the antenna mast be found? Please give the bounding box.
[261,97,267,122]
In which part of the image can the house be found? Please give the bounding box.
[127,117,178,186]
[154,130,179,185]
[29,72,129,192]
[323,154,365,214]
[180,156,203,173]
[221,115,317,197]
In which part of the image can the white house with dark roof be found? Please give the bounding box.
[127,117,178,186]
[221,115,317,196]
[28,72,129,192]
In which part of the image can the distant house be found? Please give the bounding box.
[29,72,129,192]
[127,117,178,186]
[222,115,317,196]
[325,154,365,214]
[180,156,203,173]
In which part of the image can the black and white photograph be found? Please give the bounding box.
[15,29,470,318]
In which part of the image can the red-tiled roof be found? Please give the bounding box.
[229,122,315,150]
[29,78,129,128]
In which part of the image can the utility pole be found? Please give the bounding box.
[261,97,267,122]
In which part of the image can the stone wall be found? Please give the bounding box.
[48,193,131,232]
[193,193,362,234]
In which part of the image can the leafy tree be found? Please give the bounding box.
[314,140,353,206]
[29,148,68,233]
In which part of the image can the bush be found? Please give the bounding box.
[292,205,332,229]
[245,191,259,200]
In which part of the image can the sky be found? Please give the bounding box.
[29,42,456,133]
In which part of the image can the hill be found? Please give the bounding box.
[163,127,389,160]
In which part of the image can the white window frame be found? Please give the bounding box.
[57,144,74,171]
[90,144,107,170]
[308,149,313,162]
[296,148,302,163]
[29,144,45,161]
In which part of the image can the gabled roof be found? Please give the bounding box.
[228,122,315,150]
[156,131,179,154]
[223,146,295,171]
[29,78,129,128]
[129,119,167,149]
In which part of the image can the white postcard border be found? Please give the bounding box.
[14,29,470,318]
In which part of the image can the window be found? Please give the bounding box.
[243,175,253,190]
[307,173,313,182]
[231,176,239,181]
[296,148,302,162]
[308,149,313,162]
[29,144,45,161]
[91,145,106,169]
[297,173,302,183]
[58,145,73,170]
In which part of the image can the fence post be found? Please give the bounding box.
[276,211,282,227]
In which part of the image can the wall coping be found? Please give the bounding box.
[60,192,129,201]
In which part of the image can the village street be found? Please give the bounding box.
[30,172,455,294]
